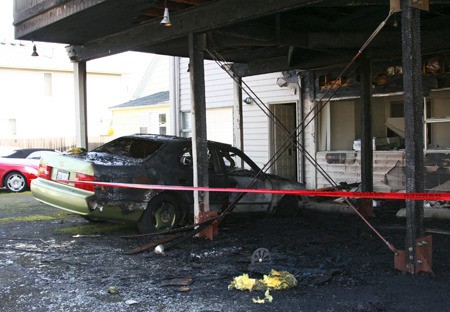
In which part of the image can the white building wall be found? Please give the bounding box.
[129,55,171,98]
[0,68,125,139]
[179,58,234,112]
[0,67,75,138]
[111,105,170,138]
[206,107,233,144]
[0,43,130,140]
[178,58,234,144]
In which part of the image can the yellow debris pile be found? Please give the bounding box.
[228,273,257,291]
[67,147,87,155]
[252,289,273,304]
[228,269,297,291]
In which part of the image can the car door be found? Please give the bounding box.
[178,144,229,211]
[215,146,273,212]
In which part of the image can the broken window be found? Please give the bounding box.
[319,99,357,151]
[179,146,215,171]
[217,148,258,174]
[93,137,163,159]
[319,91,450,151]
[425,90,450,149]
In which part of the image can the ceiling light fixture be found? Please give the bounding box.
[31,42,39,56]
[161,0,172,26]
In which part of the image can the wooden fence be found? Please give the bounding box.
[0,136,112,152]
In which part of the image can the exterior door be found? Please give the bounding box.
[271,103,297,181]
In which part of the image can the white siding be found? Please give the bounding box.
[131,55,170,98]
[241,73,299,170]
[179,58,234,111]
[207,108,233,144]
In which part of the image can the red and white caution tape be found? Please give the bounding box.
[58,180,450,201]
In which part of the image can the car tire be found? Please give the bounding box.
[5,172,27,192]
[137,193,187,234]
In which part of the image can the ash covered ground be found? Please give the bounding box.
[1,191,450,312]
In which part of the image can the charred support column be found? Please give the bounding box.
[73,61,88,149]
[301,71,316,189]
[401,0,425,274]
[233,76,244,151]
[359,54,375,217]
[188,32,212,238]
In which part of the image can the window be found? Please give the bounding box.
[424,92,450,149]
[179,146,215,171]
[217,148,259,173]
[319,100,357,151]
[94,137,163,159]
[159,114,167,135]
[319,92,450,151]
[148,112,167,135]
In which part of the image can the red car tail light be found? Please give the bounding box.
[74,173,99,192]
[38,164,52,180]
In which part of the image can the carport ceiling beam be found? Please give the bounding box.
[230,26,450,77]
[67,0,320,61]
[231,53,358,77]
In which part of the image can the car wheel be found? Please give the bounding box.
[137,193,187,234]
[5,172,27,192]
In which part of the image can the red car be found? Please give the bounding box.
[0,158,39,192]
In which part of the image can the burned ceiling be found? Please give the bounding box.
[13,0,450,76]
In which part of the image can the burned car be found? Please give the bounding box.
[31,134,305,233]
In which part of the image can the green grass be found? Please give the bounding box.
[0,212,72,223]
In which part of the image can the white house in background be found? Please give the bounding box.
[110,91,171,138]
[0,41,166,149]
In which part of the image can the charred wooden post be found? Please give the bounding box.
[359,54,375,217]
[401,0,425,274]
[301,71,316,188]
[188,32,212,238]
[233,75,244,152]
[73,61,88,149]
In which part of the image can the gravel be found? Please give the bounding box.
[1,190,450,311]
